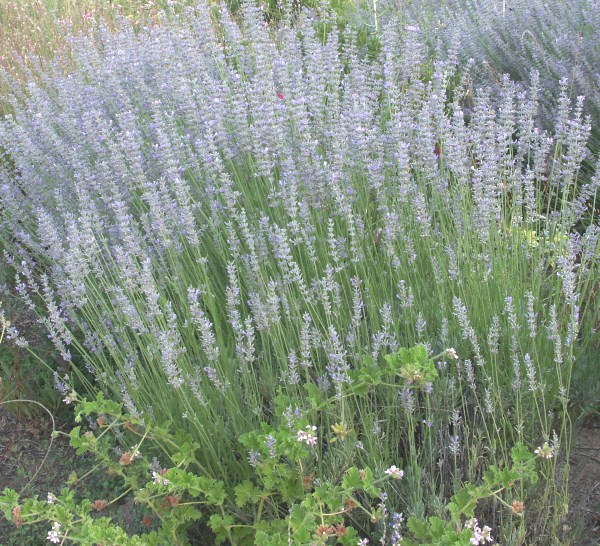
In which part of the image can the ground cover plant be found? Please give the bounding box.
[0,0,599,544]
[0,393,154,545]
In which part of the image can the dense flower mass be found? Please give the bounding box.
[409,0,600,129]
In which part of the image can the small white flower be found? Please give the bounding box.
[446,347,459,360]
[63,395,74,405]
[357,539,369,546]
[47,493,56,504]
[297,425,318,446]
[534,442,554,459]
[384,465,404,479]
[465,518,494,544]
[47,522,61,543]
[480,526,493,541]
[465,518,478,530]
[152,470,170,485]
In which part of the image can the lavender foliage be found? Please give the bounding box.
[0,1,598,500]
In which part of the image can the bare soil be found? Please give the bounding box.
[568,420,600,545]
[0,407,148,545]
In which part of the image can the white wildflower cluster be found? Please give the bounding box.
[152,470,171,486]
[534,441,556,459]
[47,522,61,543]
[384,465,404,479]
[465,518,494,545]
[297,425,318,446]
[446,347,458,360]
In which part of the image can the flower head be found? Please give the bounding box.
[297,425,318,446]
[511,499,524,515]
[334,523,347,537]
[247,449,259,467]
[465,518,494,544]
[534,442,554,459]
[120,452,132,465]
[152,470,170,486]
[446,347,459,360]
[384,465,404,479]
[93,499,108,511]
[47,522,61,543]
[12,506,22,527]
[315,524,334,537]
[331,421,351,441]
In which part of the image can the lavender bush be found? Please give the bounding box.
[0,1,599,542]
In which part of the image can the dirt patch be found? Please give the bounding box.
[568,421,600,545]
[0,406,65,545]
[0,406,149,545]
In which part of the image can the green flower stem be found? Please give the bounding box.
[255,494,268,525]
[105,487,134,508]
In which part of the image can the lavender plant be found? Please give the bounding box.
[0,1,598,542]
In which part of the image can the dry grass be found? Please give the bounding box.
[0,0,193,114]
